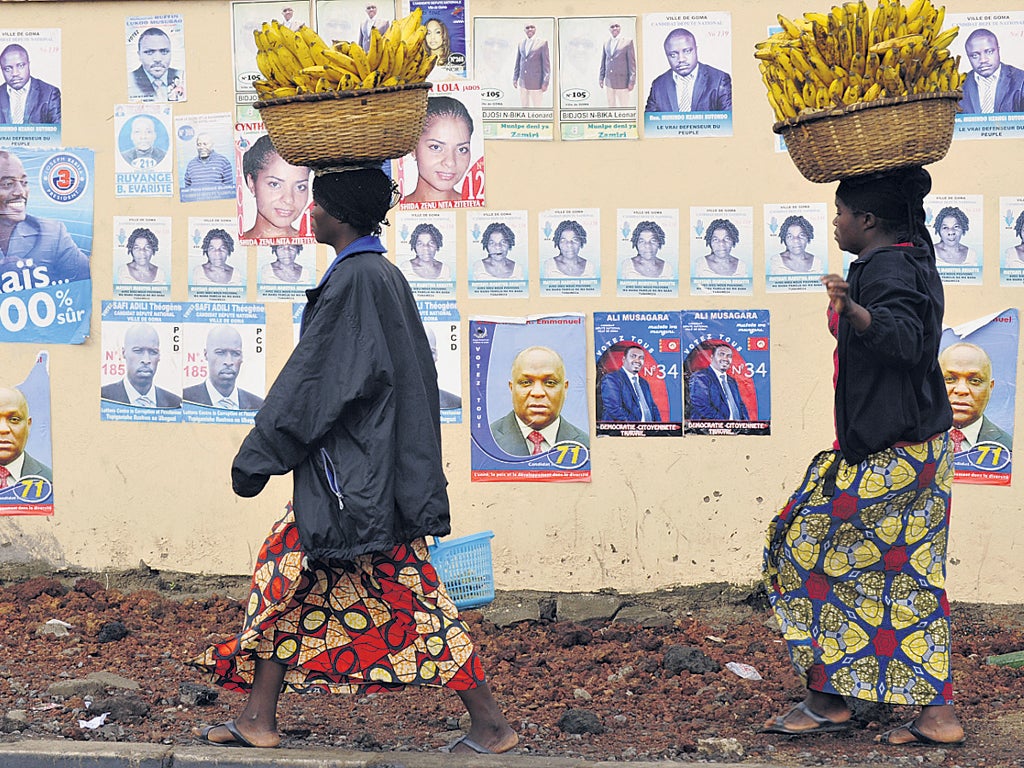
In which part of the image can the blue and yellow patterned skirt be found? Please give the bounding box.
[763,434,954,705]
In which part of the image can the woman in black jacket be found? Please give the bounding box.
[190,168,516,756]
[762,167,965,747]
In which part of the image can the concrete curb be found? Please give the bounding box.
[0,740,783,767]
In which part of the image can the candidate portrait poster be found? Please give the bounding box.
[231,1,311,105]
[616,208,679,297]
[925,193,983,285]
[538,207,601,296]
[466,209,529,298]
[100,301,185,424]
[315,0,395,53]
[681,309,771,436]
[0,351,53,516]
[558,16,639,141]
[940,309,1018,486]
[594,311,682,437]
[411,0,467,81]
[125,14,186,103]
[470,313,590,482]
[394,209,456,299]
[114,103,173,197]
[234,123,314,246]
[188,216,247,301]
[0,29,61,148]
[175,112,236,203]
[0,145,93,345]
[473,16,555,140]
[763,202,829,293]
[689,206,753,295]
[949,11,1024,140]
[181,303,266,425]
[641,12,733,139]
[419,299,461,424]
[112,215,172,300]
[998,195,1024,285]
[398,81,485,211]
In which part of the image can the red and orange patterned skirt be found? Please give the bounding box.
[189,504,484,694]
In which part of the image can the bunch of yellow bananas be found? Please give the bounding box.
[754,0,966,122]
[252,9,436,99]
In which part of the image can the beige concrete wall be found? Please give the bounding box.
[1,0,1020,602]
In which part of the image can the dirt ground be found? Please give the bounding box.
[1,563,1023,766]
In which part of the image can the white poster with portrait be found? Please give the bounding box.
[398,80,485,210]
[112,216,172,300]
[125,14,186,103]
[231,1,312,104]
[181,303,266,425]
[100,301,184,424]
[616,208,679,297]
[256,243,317,301]
[114,103,173,197]
[557,16,639,141]
[175,112,236,203]
[465,209,529,298]
[925,194,983,285]
[763,202,828,293]
[188,216,247,301]
[641,12,733,139]
[315,1,395,52]
[0,28,62,147]
[538,208,601,296]
[473,16,555,140]
[418,299,461,424]
[949,11,1024,140]
[689,206,753,295]
[1000,195,1024,285]
[234,125,314,246]
[393,209,456,299]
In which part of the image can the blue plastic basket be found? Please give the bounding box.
[428,530,495,609]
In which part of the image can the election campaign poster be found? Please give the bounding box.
[681,309,771,436]
[594,311,682,437]
[0,351,53,516]
[470,313,590,482]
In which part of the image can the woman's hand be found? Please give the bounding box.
[821,273,871,332]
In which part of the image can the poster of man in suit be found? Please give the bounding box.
[939,309,1018,486]
[100,303,184,424]
[594,312,682,438]
[181,305,267,425]
[948,12,1024,139]
[470,314,590,482]
[642,12,733,139]
[0,29,61,147]
[125,15,186,103]
[557,16,638,140]
[0,352,53,516]
[473,16,555,140]
[682,310,771,436]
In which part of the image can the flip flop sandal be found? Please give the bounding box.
[876,720,966,747]
[760,701,852,735]
[441,734,494,754]
[197,720,257,748]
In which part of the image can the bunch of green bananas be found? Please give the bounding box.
[754,0,965,122]
[252,9,436,99]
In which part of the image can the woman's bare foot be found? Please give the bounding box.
[195,719,281,748]
[763,691,852,733]
[449,725,519,754]
[876,704,965,745]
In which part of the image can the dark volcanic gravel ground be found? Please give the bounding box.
[1,570,1022,766]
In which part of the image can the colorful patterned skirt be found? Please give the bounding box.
[763,434,954,706]
[189,505,485,694]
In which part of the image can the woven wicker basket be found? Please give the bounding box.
[773,91,961,183]
[254,82,432,168]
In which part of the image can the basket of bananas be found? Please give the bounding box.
[252,10,436,168]
[755,0,964,182]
